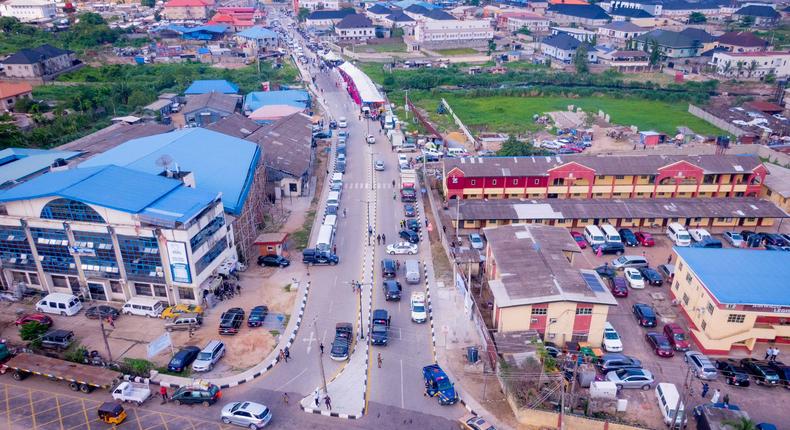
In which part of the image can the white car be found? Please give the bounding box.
[624,268,645,289]
[723,231,743,247]
[410,292,427,323]
[689,228,711,242]
[366,134,376,144]
[386,241,418,255]
[374,160,384,171]
[221,401,272,429]
[469,233,484,250]
[338,117,348,128]
[602,322,623,352]
[541,140,564,149]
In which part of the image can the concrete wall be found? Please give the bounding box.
[687,104,747,137]
[509,402,649,430]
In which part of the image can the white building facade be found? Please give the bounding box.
[412,18,493,49]
[710,51,790,79]
[0,0,57,22]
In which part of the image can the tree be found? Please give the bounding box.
[140,0,155,7]
[722,417,757,430]
[127,89,152,109]
[740,15,755,27]
[497,136,548,156]
[297,7,310,22]
[574,44,590,74]
[516,26,531,36]
[19,322,49,349]
[688,12,707,23]
[764,72,776,83]
[0,16,22,33]
[649,39,661,66]
[391,25,404,38]
[487,38,496,55]
[747,60,757,78]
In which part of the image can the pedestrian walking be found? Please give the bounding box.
[368,226,373,237]
[387,315,391,326]
[279,349,286,363]
[596,246,603,258]
[771,347,780,362]
[723,393,730,406]
[333,244,337,255]
[701,382,710,398]
[667,254,672,264]
[107,316,115,328]
[314,390,320,408]
[320,342,324,354]
[396,260,400,270]
[284,346,290,362]
[324,395,332,410]
[393,192,396,200]
[377,234,381,244]
[765,347,773,360]
[343,208,347,218]
[159,386,168,403]
[377,352,383,368]
[442,225,447,234]
[382,234,386,243]
[425,219,429,227]
[282,392,289,404]
[710,389,721,404]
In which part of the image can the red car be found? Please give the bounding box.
[645,332,674,357]
[608,276,628,297]
[570,231,587,249]
[635,232,655,247]
[663,323,690,351]
[14,313,53,327]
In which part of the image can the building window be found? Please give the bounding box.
[513,179,519,185]
[178,287,195,300]
[571,332,588,342]
[707,303,715,314]
[701,320,707,330]
[118,235,161,281]
[195,236,229,274]
[109,280,123,293]
[727,314,745,323]
[673,281,680,290]
[40,198,106,223]
[491,180,497,185]
[682,293,690,305]
[134,283,153,296]
[531,307,547,315]
[678,262,684,271]
[153,284,167,297]
[576,307,592,315]
[534,179,540,185]
[470,180,476,186]
[685,273,693,284]
[615,175,625,180]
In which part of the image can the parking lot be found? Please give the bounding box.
[580,228,788,428]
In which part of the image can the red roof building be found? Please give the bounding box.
[163,0,212,20]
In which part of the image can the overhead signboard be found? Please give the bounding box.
[166,241,192,284]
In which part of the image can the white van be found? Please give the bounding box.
[324,214,337,230]
[446,147,468,157]
[601,224,621,244]
[583,225,607,247]
[121,297,165,318]
[316,224,334,252]
[666,222,691,247]
[326,191,340,208]
[36,293,83,316]
[384,114,395,130]
[655,383,686,427]
[405,260,421,284]
[330,173,343,191]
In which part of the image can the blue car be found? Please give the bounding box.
[422,364,459,405]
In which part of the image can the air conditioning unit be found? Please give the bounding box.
[531,318,538,323]
[549,318,557,324]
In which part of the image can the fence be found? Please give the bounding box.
[441,98,478,150]
[406,98,443,140]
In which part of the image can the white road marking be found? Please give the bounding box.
[303,331,317,354]
[400,359,405,408]
[274,367,308,392]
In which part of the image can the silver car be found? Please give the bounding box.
[606,368,654,390]
[221,401,272,429]
[723,231,743,247]
[374,160,385,171]
[684,351,718,380]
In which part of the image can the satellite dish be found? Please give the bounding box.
[155,154,173,171]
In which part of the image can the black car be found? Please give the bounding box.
[371,309,389,346]
[399,229,419,244]
[330,323,353,361]
[247,305,269,327]
[328,120,337,129]
[619,229,638,247]
[715,360,751,387]
[543,341,561,358]
[219,313,243,335]
[172,384,221,406]
[406,219,421,232]
[381,259,397,278]
[383,280,402,301]
[632,303,657,327]
[302,248,339,265]
[257,255,290,267]
[41,329,74,350]
[764,233,789,247]
[167,346,201,373]
[313,131,332,139]
[768,361,790,388]
[403,204,416,218]
[84,305,121,320]
[222,307,245,319]
[325,205,338,216]
[592,242,624,255]
[595,264,617,280]
[639,267,663,286]
[740,358,781,386]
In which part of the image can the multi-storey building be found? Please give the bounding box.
[710,51,790,79]
[1,44,79,80]
[0,165,236,305]
[0,0,56,22]
[442,155,767,200]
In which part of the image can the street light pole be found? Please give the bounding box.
[313,318,328,395]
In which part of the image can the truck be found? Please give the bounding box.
[400,169,418,202]
[2,353,121,393]
[388,130,404,151]
[111,381,152,405]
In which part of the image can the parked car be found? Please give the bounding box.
[257,255,290,267]
[422,364,459,405]
[406,219,421,232]
[740,358,781,386]
[383,280,402,301]
[767,361,790,389]
[645,332,674,357]
[220,401,272,429]
[635,232,655,247]
[371,309,389,346]
[689,228,712,242]
[690,238,723,248]
[459,413,497,430]
[330,323,353,361]
[40,329,74,350]
[602,322,623,352]
[612,255,649,270]
[403,204,416,218]
[386,241,418,255]
[684,351,718,380]
[366,134,376,144]
[663,323,690,351]
[247,306,268,328]
[632,303,657,327]
[84,305,120,320]
[338,117,347,128]
[14,313,53,327]
[639,267,663,286]
[597,353,642,373]
[595,265,616,280]
[410,292,427,323]
[469,234,484,250]
[167,346,201,373]
[606,368,654,390]
[764,233,788,247]
[619,229,638,247]
[657,264,675,281]
[592,242,624,255]
[624,268,645,289]
[570,231,587,249]
[723,231,744,247]
[399,229,419,244]
[302,248,339,266]
[328,120,337,129]
[161,304,204,319]
[171,384,221,406]
[219,310,244,335]
[716,360,751,387]
[312,131,332,139]
[543,342,561,358]
[381,259,397,278]
[608,276,628,297]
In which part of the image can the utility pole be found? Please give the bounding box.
[670,367,691,430]
[99,317,113,363]
[313,318,328,394]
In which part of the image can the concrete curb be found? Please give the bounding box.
[155,281,311,389]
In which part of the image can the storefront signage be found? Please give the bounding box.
[166,241,192,284]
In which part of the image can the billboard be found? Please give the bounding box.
[166,241,192,284]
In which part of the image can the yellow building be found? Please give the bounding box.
[484,224,617,347]
[762,163,790,213]
[671,248,790,355]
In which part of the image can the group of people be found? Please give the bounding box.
[375,233,387,245]
[764,346,781,362]
[277,346,291,363]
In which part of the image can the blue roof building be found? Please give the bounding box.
[184,79,239,95]
[0,148,81,189]
[243,90,311,112]
[672,247,790,354]
[236,26,279,41]
[155,24,229,40]
[79,128,260,216]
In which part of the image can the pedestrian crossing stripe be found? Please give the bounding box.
[343,182,394,189]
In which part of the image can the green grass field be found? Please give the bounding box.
[434,48,479,56]
[410,94,723,136]
[360,42,407,53]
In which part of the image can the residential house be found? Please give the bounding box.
[366,4,393,23]
[208,12,253,31]
[382,11,416,29]
[761,163,790,213]
[153,24,229,41]
[710,51,790,79]
[498,12,550,34]
[409,13,493,50]
[716,31,769,53]
[540,33,597,63]
[634,28,715,58]
[243,89,310,113]
[298,0,339,10]
[184,79,239,95]
[659,0,722,20]
[734,5,780,27]
[0,82,33,111]
[597,48,650,70]
[546,4,611,27]
[0,0,56,22]
[305,9,355,29]
[597,21,649,47]
[162,0,211,20]
[551,26,596,42]
[1,44,80,80]
[483,224,616,345]
[608,6,654,21]
[236,26,280,56]
[204,113,261,139]
[334,14,375,42]
[183,92,239,126]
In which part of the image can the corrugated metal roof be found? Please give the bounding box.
[236,26,279,40]
[0,148,81,187]
[243,90,310,112]
[78,128,259,215]
[184,79,239,95]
